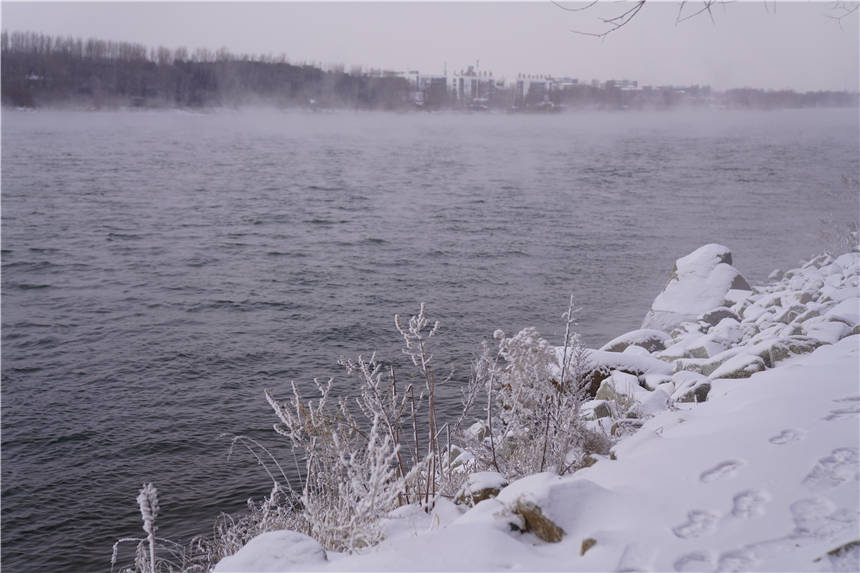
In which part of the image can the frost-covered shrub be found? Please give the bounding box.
[203,482,299,567]
[264,304,462,552]
[463,296,602,479]
[265,378,410,552]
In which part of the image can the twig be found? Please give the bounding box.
[551,0,600,12]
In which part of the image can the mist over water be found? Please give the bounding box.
[2,107,858,573]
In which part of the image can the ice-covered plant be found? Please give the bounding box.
[262,304,469,552]
[266,348,418,548]
[112,483,210,573]
[138,483,159,573]
[463,295,597,479]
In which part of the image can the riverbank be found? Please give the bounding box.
[215,244,860,572]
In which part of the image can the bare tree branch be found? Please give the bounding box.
[569,0,646,39]
[551,0,600,13]
[823,1,859,31]
[676,1,717,25]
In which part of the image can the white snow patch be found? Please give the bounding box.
[213,530,327,572]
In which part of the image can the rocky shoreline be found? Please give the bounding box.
[215,244,860,572]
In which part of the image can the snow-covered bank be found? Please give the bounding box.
[216,245,859,572]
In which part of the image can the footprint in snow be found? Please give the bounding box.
[709,497,859,571]
[716,548,757,572]
[822,396,860,421]
[700,460,744,483]
[673,550,715,572]
[802,447,859,490]
[822,404,860,421]
[672,509,721,539]
[768,428,805,445]
[790,496,857,539]
[731,489,769,519]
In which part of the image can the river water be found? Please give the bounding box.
[2,107,858,572]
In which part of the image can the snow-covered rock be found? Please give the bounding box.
[637,387,672,415]
[803,318,852,344]
[581,399,616,420]
[455,472,509,507]
[599,328,672,353]
[213,530,327,572]
[642,244,752,332]
[710,352,766,379]
[580,348,674,395]
[670,370,712,403]
[595,371,640,402]
[825,298,860,328]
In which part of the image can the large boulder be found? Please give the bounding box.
[213,530,327,573]
[642,244,752,332]
[670,371,712,403]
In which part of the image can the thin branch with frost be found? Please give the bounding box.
[395,303,446,509]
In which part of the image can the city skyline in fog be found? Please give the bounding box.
[2,2,859,92]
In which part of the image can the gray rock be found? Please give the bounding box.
[678,382,711,403]
[454,471,508,507]
[698,307,741,327]
[593,401,613,419]
[513,500,565,543]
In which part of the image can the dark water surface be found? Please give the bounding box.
[2,108,858,572]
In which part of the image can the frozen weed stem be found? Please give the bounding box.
[113,483,205,573]
[138,483,159,573]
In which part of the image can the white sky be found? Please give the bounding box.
[2,1,858,91]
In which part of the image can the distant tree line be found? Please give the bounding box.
[2,30,857,111]
[1,31,410,109]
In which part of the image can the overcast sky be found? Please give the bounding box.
[2,2,858,91]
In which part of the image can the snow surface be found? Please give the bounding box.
[215,246,859,572]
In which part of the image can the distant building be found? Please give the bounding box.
[514,74,553,107]
[606,79,639,90]
[449,64,498,105]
